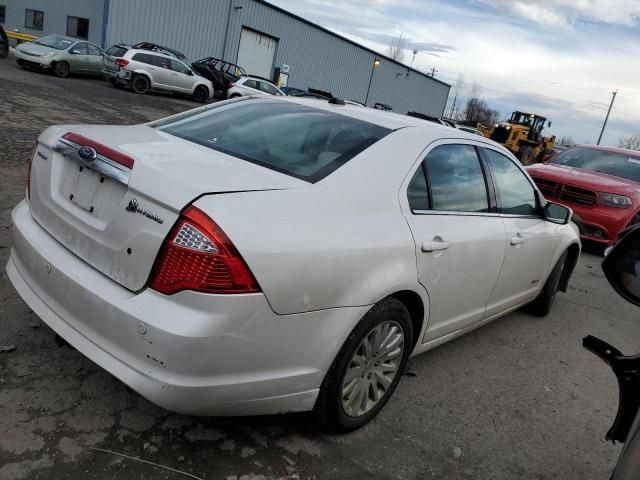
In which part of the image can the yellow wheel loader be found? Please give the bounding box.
[478,111,555,165]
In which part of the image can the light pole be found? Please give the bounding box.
[411,49,418,68]
[597,90,618,145]
[364,58,380,106]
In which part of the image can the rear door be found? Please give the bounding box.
[147,54,173,88]
[403,142,507,343]
[85,43,104,74]
[481,147,559,315]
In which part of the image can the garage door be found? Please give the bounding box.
[237,28,278,78]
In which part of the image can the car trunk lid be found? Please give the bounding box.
[29,124,306,291]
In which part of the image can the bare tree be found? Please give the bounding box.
[447,74,467,119]
[558,136,575,146]
[619,134,640,151]
[387,33,406,63]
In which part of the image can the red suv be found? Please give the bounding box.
[527,145,640,245]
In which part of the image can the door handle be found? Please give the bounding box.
[510,234,525,245]
[422,238,450,252]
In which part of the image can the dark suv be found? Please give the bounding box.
[191,57,246,94]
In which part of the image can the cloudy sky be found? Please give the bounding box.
[270,0,640,146]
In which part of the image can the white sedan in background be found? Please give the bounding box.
[7,96,580,431]
[226,75,284,98]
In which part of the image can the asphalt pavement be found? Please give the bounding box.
[1,56,639,480]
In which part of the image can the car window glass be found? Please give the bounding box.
[150,55,171,69]
[407,165,429,211]
[87,44,101,56]
[170,59,191,74]
[259,82,278,95]
[244,79,258,89]
[70,42,88,55]
[132,53,151,64]
[484,148,538,215]
[154,100,390,183]
[424,144,489,212]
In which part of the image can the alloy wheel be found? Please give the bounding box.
[341,320,405,417]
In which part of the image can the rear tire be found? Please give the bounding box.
[314,297,413,432]
[192,85,208,103]
[131,74,150,94]
[53,61,70,78]
[525,251,568,317]
[519,146,535,166]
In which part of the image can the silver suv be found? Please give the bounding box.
[103,43,213,102]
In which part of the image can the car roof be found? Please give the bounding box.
[272,96,452,130]
[570,144,640,158]
[241,75,276,84]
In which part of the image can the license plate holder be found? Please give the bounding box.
[68,166,105,212]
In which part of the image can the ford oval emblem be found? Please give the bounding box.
[78,146,97,162]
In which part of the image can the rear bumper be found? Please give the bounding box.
[7,199,368,415]
[553,201,635,245]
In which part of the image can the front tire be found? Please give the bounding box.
[53,61,70,78]
[131,74,150,94]
[192,85,208,103]
[314,297,413,432]
[525,251,568,317]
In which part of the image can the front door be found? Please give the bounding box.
[169,59,196,93]
[67,42,89,73]
[403,143,507,343]
[85,43,104,74]
[481,147,559,315]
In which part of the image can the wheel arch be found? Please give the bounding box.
[389,290,426,351]
[558,242,580,292]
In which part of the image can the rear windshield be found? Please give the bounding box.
[153,100,391,182]
[550,146,640,183]
[107,45,128,57]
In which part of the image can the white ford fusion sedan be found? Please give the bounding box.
[7,96,580,431]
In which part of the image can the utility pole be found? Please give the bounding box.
[597,90,618,145]
[428,66,438,77]
[410,49,418,68]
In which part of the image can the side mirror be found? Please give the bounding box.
[602,225,640,306]
[544,201,571,225]
[69,49,80,54]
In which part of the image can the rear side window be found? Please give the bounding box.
[87,44,102,56]
[132,52,151,64]
[153,100,390,182]
[107,45,128,57]
[150,55,171,69]
[407,164,429,211]
[423,144,489,212]
[243,79,258,89]
[484,148,538,216]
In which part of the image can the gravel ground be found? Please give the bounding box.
[1,56,639,480]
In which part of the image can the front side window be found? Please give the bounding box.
[484,148,538,215]
[25,9,44,30]
[423,144,489,212]
[170,59,191,74]
[67,16,89,39]
[153,99,390,182]
[259,82,278,95]
[69,42,88,55]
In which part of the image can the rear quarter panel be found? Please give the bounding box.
[192,127,432,316]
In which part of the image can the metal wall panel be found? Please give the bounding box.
[4,0,105,45]
[105,0,230,60]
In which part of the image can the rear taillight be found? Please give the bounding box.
[115,58,129,67]
[27,142,36,200]
[150,206,260,295]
